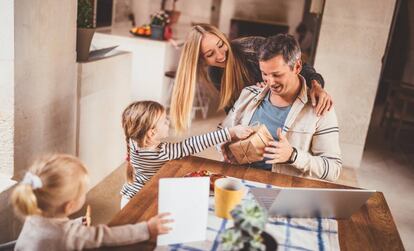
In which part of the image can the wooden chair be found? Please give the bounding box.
[380,79,414,148]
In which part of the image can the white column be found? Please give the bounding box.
[14,0,78,176]
[314,0,396,167]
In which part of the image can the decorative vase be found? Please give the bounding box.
[260,231,278,251]
[76,28,95,62]
[150,24,165,40]
[239,231,278,251]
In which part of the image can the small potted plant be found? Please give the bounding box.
[150,10,170,40]
[76,0,95,62]
[220,200,278,251]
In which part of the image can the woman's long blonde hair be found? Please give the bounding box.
[11,154,88,218]
[121,101,165,184]
[170,24,253,132]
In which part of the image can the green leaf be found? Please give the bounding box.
[77,0,94,28]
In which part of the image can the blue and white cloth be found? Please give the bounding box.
[156,178,340,251]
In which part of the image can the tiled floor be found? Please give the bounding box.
[68,107,414,250]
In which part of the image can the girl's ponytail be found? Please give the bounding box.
[125,136,134,184]
[11,184,41,216]
[11,155,88,218]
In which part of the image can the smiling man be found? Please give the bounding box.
[221,34,342,181]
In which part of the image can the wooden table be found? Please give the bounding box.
[102,156,404,251]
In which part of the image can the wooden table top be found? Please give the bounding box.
[100,156,404,251]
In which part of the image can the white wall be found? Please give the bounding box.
[129,0,213,39]
[14,0,78,175]
[219,0,306,36]
[0,0,15,180]
[77,52,132,188]
[314,0,396,167]
[92,31,181,103]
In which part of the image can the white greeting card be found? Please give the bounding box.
[157,177,210,246]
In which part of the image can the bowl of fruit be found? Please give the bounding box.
[130,25,151,37]
[184,170,226,191]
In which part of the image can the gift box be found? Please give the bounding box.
[229,124,274,164]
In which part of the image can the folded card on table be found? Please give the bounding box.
[157,177,210,246]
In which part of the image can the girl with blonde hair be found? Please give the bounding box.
[12,154,172,251]
[120,100,252,207]
[170,24,333,132]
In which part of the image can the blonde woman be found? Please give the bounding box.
[170,24,332,132]
[11,154,172,251]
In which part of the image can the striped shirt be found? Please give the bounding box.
[120,128,231,199]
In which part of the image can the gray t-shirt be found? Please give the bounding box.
[249,92,291,170]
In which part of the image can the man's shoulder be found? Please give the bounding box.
[301,103,338,124]
[242,85,263,95]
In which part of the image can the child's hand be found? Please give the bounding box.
[221,143,238,164]
[147,212,173,238]
[82,205,91,226]
[229,125,253,140]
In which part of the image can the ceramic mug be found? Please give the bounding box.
[214,178,245,219]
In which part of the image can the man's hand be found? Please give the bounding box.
[309,80,333,117]
[221,143,238,164]
[263,128,293,164]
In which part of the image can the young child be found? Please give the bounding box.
[11,154,172,251]
[120,101,252,208]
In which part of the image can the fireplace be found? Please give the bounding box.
[229,18,289,39]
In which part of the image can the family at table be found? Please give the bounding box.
[11,24,342,250]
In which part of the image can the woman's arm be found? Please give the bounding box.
[300,63,333,116]
[300,63,325,88]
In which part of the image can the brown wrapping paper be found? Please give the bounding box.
[228,124,274,164]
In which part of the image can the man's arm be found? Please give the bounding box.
[292,109,342,181]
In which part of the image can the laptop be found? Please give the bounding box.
[250,186,375,219]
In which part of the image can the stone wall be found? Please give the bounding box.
[0,0,14,180]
